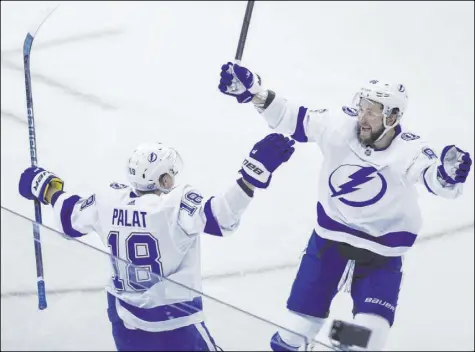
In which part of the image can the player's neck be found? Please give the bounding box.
[136,189,163,197]
[373,127,396,150]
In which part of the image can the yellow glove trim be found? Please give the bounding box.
[43,178,64,204]
[50,178,64,191]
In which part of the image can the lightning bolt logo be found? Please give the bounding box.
[332,167,376,197]
[328,165,387,207]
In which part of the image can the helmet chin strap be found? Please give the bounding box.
[373,115,400,143]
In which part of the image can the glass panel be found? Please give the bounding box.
[1,207,321,351]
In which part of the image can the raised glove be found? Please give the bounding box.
[19,166,64,205]
[218,62,263,103]
[240,133,295,188]
[437,145,472,185]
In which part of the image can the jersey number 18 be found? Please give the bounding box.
[107,231,163,291]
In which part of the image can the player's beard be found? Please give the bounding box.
[357,123,385,147]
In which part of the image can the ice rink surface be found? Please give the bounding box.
[1,226,473,350]
[1,1,474,350]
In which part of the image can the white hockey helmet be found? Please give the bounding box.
[352,80,409,141]
[127,142,184,193]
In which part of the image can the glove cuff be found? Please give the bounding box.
[240,157,272,188]
[240,170,272,189]
[248,74,264,94]
[437,164,457,185]
[43,178,64,205]
[50,178,64,191]
[236,178,255,197]
[33,172,64,205]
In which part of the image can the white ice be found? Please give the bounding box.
[1,225,473,350]
[1,1,474,351]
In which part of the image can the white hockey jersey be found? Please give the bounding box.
[259,94,463,257]
[50,180,252,332]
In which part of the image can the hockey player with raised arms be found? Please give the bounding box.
[18,133,295,351]
[218,62,472,351]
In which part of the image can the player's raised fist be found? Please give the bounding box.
[240,133,296,189]
[218,62,264,103]
[437,145,472,184]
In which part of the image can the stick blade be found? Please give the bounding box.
[24,4,61,51]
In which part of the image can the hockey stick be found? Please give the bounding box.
[234,1,255,64]
[23,5,60,310]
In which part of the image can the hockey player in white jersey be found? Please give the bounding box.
[218,62,472,351]
[18,133,295,351]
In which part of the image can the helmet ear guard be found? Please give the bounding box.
[127,142,184,193]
